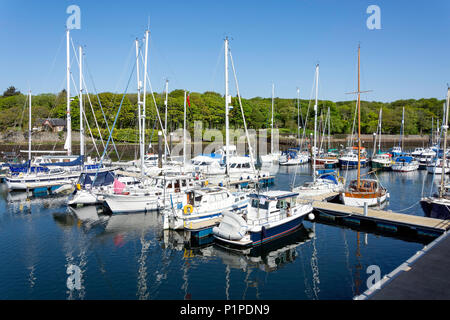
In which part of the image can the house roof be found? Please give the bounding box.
[40,118,66,127]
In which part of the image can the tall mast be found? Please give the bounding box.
[135,38,144,176]
[142,30,149,162]
[327,107,330,150]
[271,83,274,155]
[66,29,72,156]
[79,45,85,158]
[183,90,187,165]
[297,88,300,146]
[164,79,169,159]
[439,87,450,198]
[313,64,319,182]
[28,90,32,163]
[357,45,361,189]
[378,108,382,152]
[225,37,230,175]
[401,107,405,151]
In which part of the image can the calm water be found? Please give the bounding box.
[0,165,440,300]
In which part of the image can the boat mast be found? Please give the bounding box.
[378,108,382,152]
[297,88,301,147]
[135,38,144,177]
[327,106,331,151]
[271,83,274,155]
[79,45,85,159]
[357,45,361,189]
[313,64,319,182]
[164,79,169,159]
[66,29,72,156]
[401,107,405,151]
[183,90,187,165]
[28,90,32,163]
[439,87,450,198]
[142,30,149,164]
[225,37,230,175]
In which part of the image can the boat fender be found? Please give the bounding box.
[261,226,267,239]
[76,184,82,190]
[184,204,194,215]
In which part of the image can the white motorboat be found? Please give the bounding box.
[391,156,419,172]
[102,175,200,214]
[293,169,344,198]
[213,190,313,247]
[163,186,249,231]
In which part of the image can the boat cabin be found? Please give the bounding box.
[184,187,239,211]
[348,179,380,193]
[247,191,299,225]
[155,175,196,193]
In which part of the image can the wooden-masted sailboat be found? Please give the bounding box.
[340,45,388,207]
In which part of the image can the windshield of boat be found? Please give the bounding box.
[251,199,269,210]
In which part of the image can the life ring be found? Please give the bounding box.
[184,204,194,215]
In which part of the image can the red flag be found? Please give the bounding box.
[187,94,191,108]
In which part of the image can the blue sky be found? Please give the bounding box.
[0,0,448,102]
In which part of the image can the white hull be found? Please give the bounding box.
[5,173,79,191]
[427,166,450,174]
[391,164,419,172]
[341,192,389,207]
[104,192,186,214]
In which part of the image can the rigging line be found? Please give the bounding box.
[141,53,171,158]
[75,51,105,150]
[82,101,101,158]
[291,69,316,189]
[229,49,257,175]
[83,59,120,160]
[210,42,225,93]
[43,31,66,91]
[91,52,137,187]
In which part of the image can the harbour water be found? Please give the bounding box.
[0,164,439,300]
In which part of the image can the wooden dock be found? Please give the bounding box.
[355,230,450,299]
[298,192,450,237]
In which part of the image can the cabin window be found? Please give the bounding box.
[251,199,269,210]
[242,163,250,168]
[181,180,187,187]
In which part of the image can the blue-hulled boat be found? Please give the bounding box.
[212,190,313,247]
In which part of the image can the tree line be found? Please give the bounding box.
[0,86,445,142]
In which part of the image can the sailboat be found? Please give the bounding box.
[5,90,81,191]
[370,108,393,170]
[340,45,388,207]
[292,64,344,198]
[260,83,281,164]
[420,87,450,219]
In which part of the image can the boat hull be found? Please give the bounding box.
[420,197,450,219]
[341,191,388,207]
[248,214,307,246]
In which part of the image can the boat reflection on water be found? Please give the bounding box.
[211,226,314,272]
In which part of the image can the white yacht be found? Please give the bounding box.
[213,191,313,247]
[163,186,249,231]
[102,175,200,214]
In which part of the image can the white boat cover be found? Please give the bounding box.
[213,211,248,241]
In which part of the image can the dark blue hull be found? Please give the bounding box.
[339,159,367,168]
[420,199,450,220]
[249,215,305,246]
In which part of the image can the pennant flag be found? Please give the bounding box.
[113,178,126,194]
[187,94,191,108]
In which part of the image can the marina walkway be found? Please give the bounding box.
[355,231,450,299]
[298,192,450,236]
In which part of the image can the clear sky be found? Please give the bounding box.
[0,0,448,102]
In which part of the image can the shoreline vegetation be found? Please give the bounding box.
[0,87,446,142]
